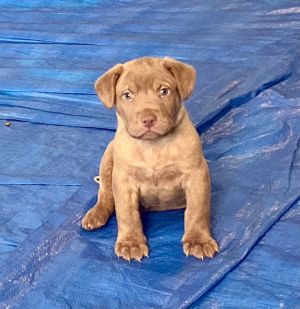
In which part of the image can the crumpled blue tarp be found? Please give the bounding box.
[0,1,299,308]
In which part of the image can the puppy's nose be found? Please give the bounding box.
[141,113,157,129]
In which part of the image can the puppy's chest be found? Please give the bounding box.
[133,164,186,210]
[133,163,181,184]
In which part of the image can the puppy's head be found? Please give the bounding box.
[95,57,196,140]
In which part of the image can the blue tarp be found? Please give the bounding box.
[0,1,299,308]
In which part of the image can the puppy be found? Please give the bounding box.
[82,57,218,261]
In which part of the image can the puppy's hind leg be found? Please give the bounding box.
[82,142,115,230]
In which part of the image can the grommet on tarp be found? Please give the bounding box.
[93,176,100,184]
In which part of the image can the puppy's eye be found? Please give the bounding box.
[159,87,170,96]
[122,91,134,101]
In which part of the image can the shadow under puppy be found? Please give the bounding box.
[82,57,218,261]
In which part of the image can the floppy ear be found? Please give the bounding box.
[162,57,196,100]
[94,64,123,109]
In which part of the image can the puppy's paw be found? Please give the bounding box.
[115,238,149,262]
[182,235,218,260]
[81,206,109,230]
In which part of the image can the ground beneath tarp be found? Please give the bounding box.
[0,1,299,308]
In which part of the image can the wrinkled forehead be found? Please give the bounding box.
[116,61,176,93]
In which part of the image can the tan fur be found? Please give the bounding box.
[82,57,218,261]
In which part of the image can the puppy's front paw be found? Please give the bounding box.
[81,206,109,230]
[182,235,218,260]
[115,238,149,262]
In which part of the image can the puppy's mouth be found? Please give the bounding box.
[126,121,176,140]
[140,130,160,140]
[128,128,163,140]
